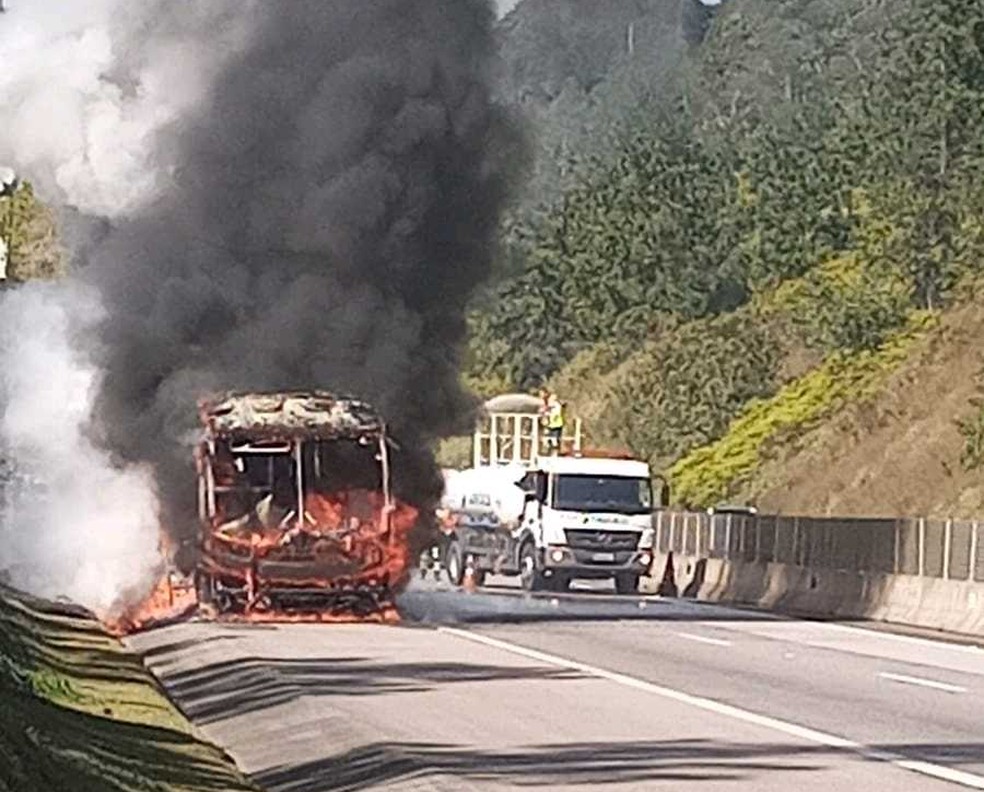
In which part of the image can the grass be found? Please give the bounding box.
[669,311,937,508]
[0,586,259,792]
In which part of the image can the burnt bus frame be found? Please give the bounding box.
[195,427,395,614]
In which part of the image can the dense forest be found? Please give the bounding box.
[495,0,712,210]
[463,0,984,509]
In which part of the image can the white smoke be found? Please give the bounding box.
[0,0,253,216]
[0,0,249,610]
[0,285,161,612]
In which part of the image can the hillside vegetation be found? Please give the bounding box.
[10,1,984,518]
[464,0,984,517]
[741,292,984,518]
[496,0,711,211]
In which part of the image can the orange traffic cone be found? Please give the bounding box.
[462,556,477,593]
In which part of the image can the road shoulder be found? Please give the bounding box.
[0,586,258,792]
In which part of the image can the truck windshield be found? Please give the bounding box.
[552,474,652,514]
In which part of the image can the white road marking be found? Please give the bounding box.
[777,618,984,656]
[440,626,984,790]
[676,632,732,647]
[662,597,984,656]
[878,672,967,694]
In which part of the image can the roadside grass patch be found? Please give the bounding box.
[0,586,258,792]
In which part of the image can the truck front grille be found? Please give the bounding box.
[572,549,636,565]
[564,529,640,552]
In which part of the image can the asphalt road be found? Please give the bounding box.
[127,577,984,791]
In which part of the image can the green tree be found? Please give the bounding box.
[0,182,63,282]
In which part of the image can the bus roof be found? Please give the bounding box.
[199,390,384,441]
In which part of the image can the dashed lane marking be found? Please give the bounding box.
[440,626,984,790]
[878,672,967,694]
[676,632,733,647]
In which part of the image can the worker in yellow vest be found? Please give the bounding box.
[539,388,565,454]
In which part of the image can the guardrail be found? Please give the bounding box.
[655,511,984,584]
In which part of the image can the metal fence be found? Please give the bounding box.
[655,511,984,583]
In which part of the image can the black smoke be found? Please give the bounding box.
[78,1,521,545]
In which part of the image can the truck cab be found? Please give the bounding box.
[514,453,655,593]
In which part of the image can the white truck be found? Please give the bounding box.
[439,394,659,594]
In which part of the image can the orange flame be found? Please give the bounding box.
[106,489,419,636]
[104,570,198,637]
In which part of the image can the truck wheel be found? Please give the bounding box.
[614,573,640,595]
[519,541,544,592]
[446,540,464,586]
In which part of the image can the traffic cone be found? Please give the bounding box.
[462,556,477,593]
[657,551,678,597]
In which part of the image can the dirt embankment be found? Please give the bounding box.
[748,300,984,519]
[0,586,257,792]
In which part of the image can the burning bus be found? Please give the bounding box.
[193,390,417,619]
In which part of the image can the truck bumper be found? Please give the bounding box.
[541,546,652,578]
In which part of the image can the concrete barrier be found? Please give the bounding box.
[643,511,984,638]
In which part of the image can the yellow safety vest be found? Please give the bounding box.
[546,399,564,429]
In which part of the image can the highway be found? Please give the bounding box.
[127,578,984,791]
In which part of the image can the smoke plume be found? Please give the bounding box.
[0,1,518,609]
[0,284,161,610]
